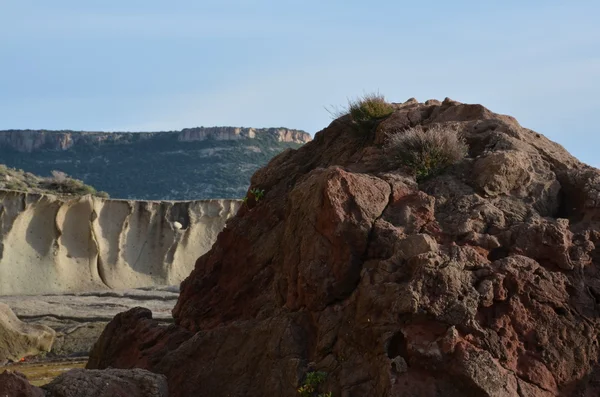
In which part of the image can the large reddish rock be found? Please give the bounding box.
[88,98,600,396]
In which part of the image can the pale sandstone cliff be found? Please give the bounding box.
[0,127,311,152]
[0,190,240,295]
[177,127,310,143]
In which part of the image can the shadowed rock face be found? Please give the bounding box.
[0,192,240,295]
[87,98,600,396]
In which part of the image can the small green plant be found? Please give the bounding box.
[242,188,265,208]
[386,125,468,181]
[250,188,265,202]
[298,371,331,397]
[348,92,394,126]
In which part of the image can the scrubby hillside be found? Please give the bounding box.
[0,127,311,200]
[0,166,108,197]
[18,97,600,396]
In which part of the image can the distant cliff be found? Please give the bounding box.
[0,127,310,152]
[0,127,311,200]
[0,190,240,295]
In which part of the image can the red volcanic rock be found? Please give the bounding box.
[87,307,192,370]
[0,371,44,397]
[88,98,600,396]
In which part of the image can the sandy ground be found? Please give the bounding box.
[2,359,88,386]
[0,286,178,385]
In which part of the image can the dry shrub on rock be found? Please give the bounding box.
[386,125,468,180]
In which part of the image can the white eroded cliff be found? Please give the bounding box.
[0,190,240,295]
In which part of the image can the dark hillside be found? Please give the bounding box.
[0,128,310,200]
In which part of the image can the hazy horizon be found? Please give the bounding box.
[1,1,598,167]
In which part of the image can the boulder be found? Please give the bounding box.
[86,98,600,396]
[0,303,55,363]
[42,368,168,397]
[0,371,44,397]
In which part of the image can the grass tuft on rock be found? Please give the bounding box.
[348,93,395,126]
[386,125,468,181]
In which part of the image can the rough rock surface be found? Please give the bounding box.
[0,303,55,363]
[0,191,239,295]
[87,98,600,396]
[43,368,168,397]
[0,370,45,397]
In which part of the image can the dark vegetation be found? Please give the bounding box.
[0,133,303,200]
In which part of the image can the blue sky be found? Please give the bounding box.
[1,0,598,166]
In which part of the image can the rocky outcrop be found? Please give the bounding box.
[43,368,168,397]
[0,130,76,152]
[0,190,240,295]
[0,303,55,363]
[84,98,600,396]
[0,127,311,152]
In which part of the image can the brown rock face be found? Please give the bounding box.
[88,98,600,396]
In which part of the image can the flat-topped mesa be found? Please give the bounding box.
[0,127,312,152]
[0,189,241,295]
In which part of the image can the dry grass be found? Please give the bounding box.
[348,93,395,125]
[1,359,87,386]
[326,93,395,129]
[386,125,468,181]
